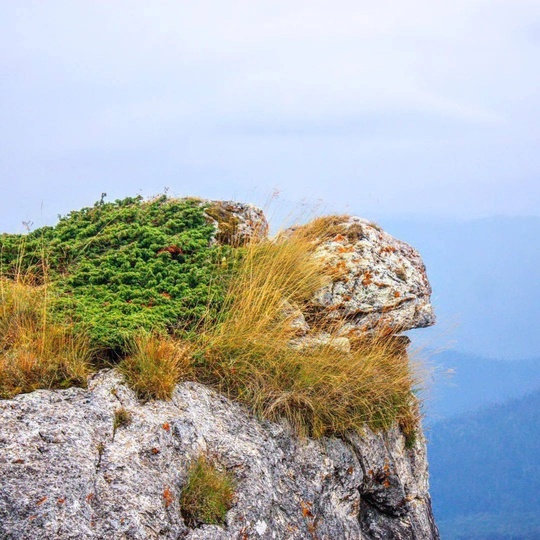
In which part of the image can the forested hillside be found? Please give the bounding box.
[429,390,540,539]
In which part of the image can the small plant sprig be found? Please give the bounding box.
[180,456,235,527]
[113,407,132,432]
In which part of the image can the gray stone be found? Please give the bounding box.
[204,200,268,246]
[308,217,435,334]
[290,332,352,354]
[0,370,439,539]
[281,300,311,336]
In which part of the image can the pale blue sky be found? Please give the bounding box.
[1,1,539,232]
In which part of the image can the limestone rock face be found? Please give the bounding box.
[0,206,439,539]
[0,370,438,540]
[308,216,435,334]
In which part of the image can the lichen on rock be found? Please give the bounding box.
[204,200,268,246]
[297,215,436,335]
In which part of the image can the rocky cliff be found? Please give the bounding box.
[0,370,438,540]
[0,200,439,539]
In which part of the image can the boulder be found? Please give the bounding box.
[304,216,435,334]
[204,201,268,246]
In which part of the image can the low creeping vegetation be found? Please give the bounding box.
[0,195,228,351]
[180,455,235,527]
[0,196,422,442]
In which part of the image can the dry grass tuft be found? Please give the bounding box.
[291,214,352,242]
[119,333,193,400]
[203,229,328,345]
[193,227,422,438]
[257,333,420,438]
[0,278,92,399]
[180,455,235,527]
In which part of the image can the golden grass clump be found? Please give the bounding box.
[256,333,420,438]
[204,228,328,346]
[119,332,193,400]
[194,227,422,438]
[291,214,351,241]
[180,455,235,527]
[0,278,92,399]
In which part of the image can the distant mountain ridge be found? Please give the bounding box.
[376,216,540,539]
[423,350,540,423]
[381,216,540,360]
[428,389,540,539]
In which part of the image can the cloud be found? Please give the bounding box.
[0,0,539,229]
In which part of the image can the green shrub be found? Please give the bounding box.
[180,456,235,527]
[0,196,228,351]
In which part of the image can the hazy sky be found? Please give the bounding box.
[1,1,539,232]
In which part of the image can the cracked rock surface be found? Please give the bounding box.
[0,370,438,539]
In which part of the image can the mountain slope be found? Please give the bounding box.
[424,350,540,422]
[428,390,540,539]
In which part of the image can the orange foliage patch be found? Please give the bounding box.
[163,486,174,508]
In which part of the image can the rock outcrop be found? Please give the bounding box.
[307,216,435,335]
[0,203,439,539]
[0,370,438,540]
[204,200,268,246]
[205,205,435,335]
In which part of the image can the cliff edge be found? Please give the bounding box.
[0,198,439,539]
